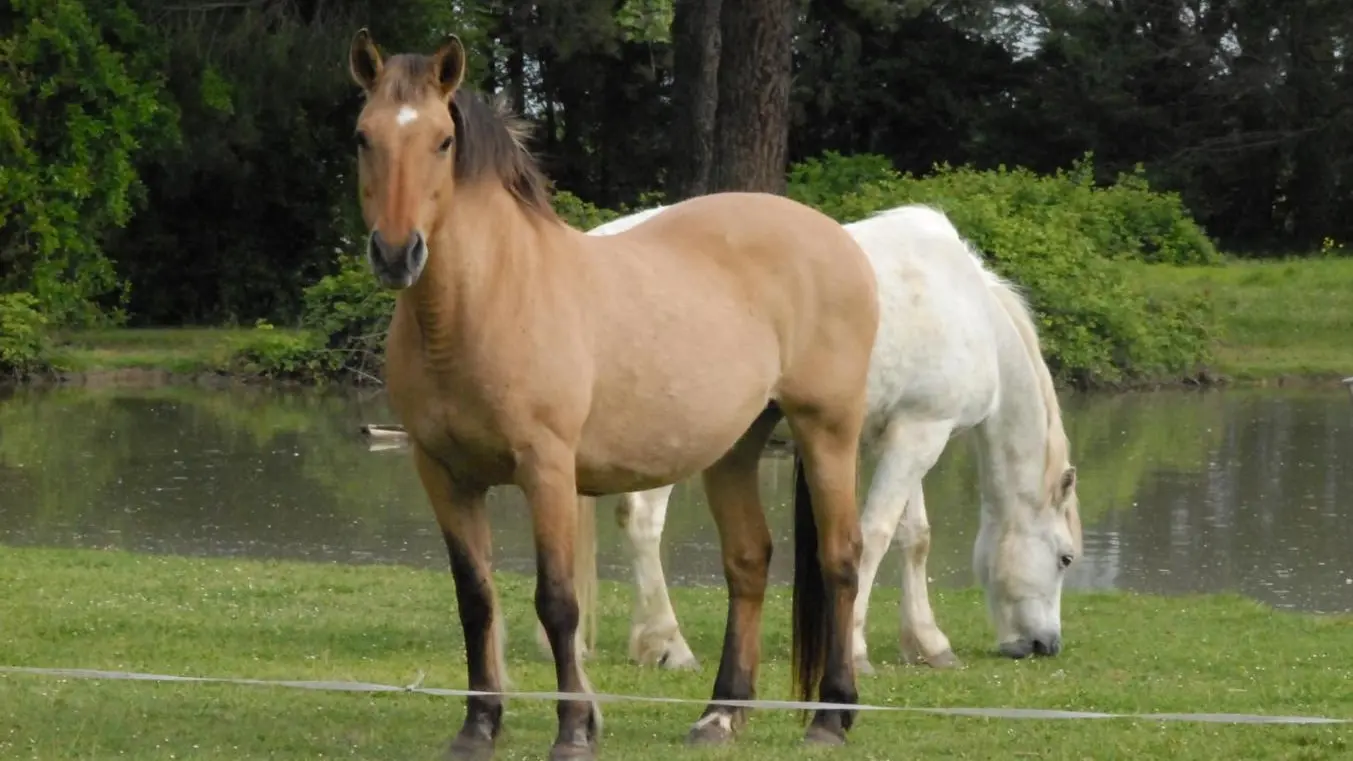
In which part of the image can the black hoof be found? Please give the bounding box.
[548,739,596,761]
[446,732,495,761]
[803,724,846,747]
[685,712,737,746]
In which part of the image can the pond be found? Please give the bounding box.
[1,382,1351,614]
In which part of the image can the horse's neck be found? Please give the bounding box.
[974,306,1050,519]
[400,186,557,353]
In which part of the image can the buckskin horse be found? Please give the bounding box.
[348,30,879,761]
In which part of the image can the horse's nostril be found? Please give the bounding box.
[1033,635,1062,656]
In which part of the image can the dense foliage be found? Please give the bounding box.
[0,0,175,326]
[0,292,47,379]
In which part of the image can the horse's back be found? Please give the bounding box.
[600,191,879,377]
[850,206,1003,436]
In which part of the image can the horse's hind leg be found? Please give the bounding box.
[616,484,698,669]
[784,405,868,746]
[519,438,601,761]
[895,485,958,668]
[411,445,507,761]
[687,409,780,746]
[853,421,954,673]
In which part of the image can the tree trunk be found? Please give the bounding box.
[709,0,794,195]
[667,0,722,201]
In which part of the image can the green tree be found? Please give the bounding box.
[0,0,176,326]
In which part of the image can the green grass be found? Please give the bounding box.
[43,327,307,375]
[1131,257,1353,383]
[1,546,1350,759]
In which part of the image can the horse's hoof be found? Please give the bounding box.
[924,649,962,670]
[446,733,495,761]
[548,740,596,761]
[686,713,736,746]
[803,724,847,747]
[853,657,876,676]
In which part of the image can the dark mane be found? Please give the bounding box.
[375,54,556,216]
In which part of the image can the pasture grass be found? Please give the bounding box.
[1129,257,1353,383]
[1,546,1351,759]
[43,327,305,375]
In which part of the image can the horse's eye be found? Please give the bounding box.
[1059,554,1075,569]
[355,131,369,150]
[438,135,454,153]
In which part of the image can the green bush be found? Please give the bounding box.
[0,293,50,378]
[553,190,623,229]
[1091,164,1221,266]
[787,152,1214,386]
[224,321,331,381]
[298,254,397,382]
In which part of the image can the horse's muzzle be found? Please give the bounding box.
[998,633,1062,659]
[367,229,428,289]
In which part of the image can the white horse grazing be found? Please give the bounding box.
[540,202,1083,673]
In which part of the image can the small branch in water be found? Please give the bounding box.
[349,367,383,386]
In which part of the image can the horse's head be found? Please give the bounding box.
[348,29,466,289]
[974,463,1082,659]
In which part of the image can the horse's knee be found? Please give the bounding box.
[535,573,580,635]
[860,510,898,547]
[819,533,863,591]
[896,517,931,556]
[723,540,772,596]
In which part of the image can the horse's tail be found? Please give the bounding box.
[574,495,599,656]
[791,452,827,712]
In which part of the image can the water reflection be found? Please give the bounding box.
[0,384,1350,613]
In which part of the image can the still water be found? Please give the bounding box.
[1,383,1351,613]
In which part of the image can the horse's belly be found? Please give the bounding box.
[573,389,771,495]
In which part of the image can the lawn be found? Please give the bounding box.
[1127,257,1353,383]
[42,326,307,375]
[1,546,1349,759]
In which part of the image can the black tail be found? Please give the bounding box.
[791,451,827,713]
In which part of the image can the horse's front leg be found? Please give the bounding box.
[788,414,866,746]
[616,484,698,669]
[412,445,506,761]
[519,441,601,761]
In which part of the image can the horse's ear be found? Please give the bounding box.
[1055,466,1077,504]
[349,28,383,92]
[430,34,467,99]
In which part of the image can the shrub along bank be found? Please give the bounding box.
[6,155,1226,389]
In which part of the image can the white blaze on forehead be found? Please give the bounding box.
[395,105,419,127]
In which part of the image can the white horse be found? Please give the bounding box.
[538,202,1083,673]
